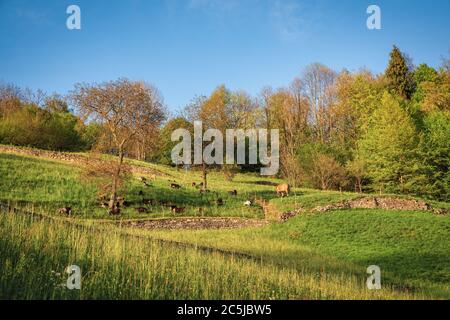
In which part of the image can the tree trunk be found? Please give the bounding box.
[202,161,207,190]
[108,146,124,214]
[357,178,362,193]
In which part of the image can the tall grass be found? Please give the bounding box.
[0,212,420,300]
[127,209,450,299]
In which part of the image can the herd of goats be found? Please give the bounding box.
[58,176,291,217]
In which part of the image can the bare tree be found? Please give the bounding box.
[70,78,166,214]
[302,63,336,143]
[310,154,347,190]
[260,80,309,186]
[0,82,23,116]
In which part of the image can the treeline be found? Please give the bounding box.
[0,46,448,200]
[0,87,100,151]
[153,46,449,201]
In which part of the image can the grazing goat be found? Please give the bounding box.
[244,200,252,206]
[228,190,237,196]
[109,208,121,215]
[171,183,181,189]
[58,207,72,215]
[276,183,290,197]
[216,198,224,206]
[140,177,151,187]
[171,206,185,214]
[135,207,148,214]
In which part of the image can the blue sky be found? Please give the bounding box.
[0,0,449,111]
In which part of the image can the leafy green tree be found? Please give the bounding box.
[418,111,450,200]
[332,69,385,154]
[358,92,421,194]
[0,105,83,151]
[385,46,414,100]
[153,117,193,165]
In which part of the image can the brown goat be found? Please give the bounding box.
[135,207,148,214]
[171,206,185,214]
[58,207,72,215]
[276,183,290,197]
[109,208,121,215]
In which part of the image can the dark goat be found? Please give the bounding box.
[58,207,72,215]
[135,207,148,214]
[171,206,185,214]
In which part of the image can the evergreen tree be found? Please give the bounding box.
[385,46,414,100]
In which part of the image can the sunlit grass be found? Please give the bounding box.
[0,212,422,300]
[1,148,449,300]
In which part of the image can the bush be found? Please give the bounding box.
[0,105,84,151]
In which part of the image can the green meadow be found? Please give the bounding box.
[0,149,449,299]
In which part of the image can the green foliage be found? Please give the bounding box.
[385,46,414,99]
[77,122,102,150]
[0,105,84,151]
[418,111,450,201]
[151,117,193,165]
[358,92,421,194]
[412,67,450,113]
[413,64,438,85]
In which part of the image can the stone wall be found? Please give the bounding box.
[313,197,448,215]
[0,145,166,177]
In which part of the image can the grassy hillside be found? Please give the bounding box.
[127,210,450,298]
[0,149,449,299]
[1,212,421,300]
[0,152,274,219]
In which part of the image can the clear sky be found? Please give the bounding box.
[1,0,449,112]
